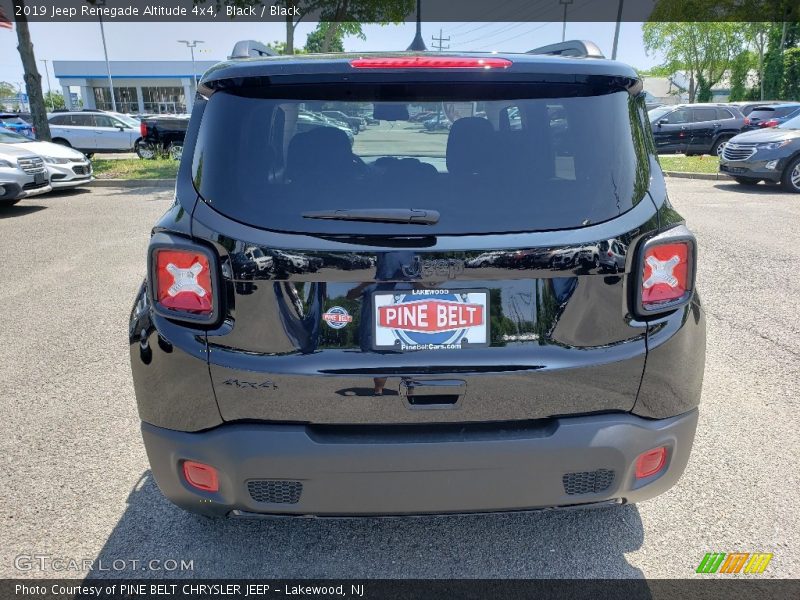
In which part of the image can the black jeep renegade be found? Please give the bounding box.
[130,42,706,517]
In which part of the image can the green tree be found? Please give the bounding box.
[763,25,787,99]
[0,81,16,99]
[305,21,363,53]
[695,73,712,102]
[642,22,743,103]
[13,0,51,140]
[211,0,412,54]
[728,51,753,101]
[783,47,800,100]
[43,91,65,110]
[742,22,772,100]
[312,0,412,53]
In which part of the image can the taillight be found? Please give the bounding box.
[148,235,219,324]
[155,249,212,313]
[350,56,512,69]
[635,225,696,317]
[607,250,614,257]
[761,119,778,127]
[140,121,147,137]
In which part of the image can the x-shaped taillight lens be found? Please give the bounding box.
[641,242,691,309]
[154,249,213,314]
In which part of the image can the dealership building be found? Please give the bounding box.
[53,60,219,114]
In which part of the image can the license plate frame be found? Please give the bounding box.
[372,288,490,351]
[34,172,46,185]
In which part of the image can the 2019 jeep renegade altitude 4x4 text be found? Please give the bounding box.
[130,44,706,517]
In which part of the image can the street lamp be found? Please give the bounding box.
[40,59,53,110]
[178,40,204,88]
[559,0,574,42]
[407,0,427,51]
[95,0,116,112]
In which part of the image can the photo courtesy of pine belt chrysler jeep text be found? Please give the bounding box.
[129,41,706,517]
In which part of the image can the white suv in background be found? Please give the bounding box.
[0,128,93,189]
[0,143,51,206]
[48,110,142,156]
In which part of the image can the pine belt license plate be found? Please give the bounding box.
[373,289,490,351]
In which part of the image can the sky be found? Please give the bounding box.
[0,20,661,94]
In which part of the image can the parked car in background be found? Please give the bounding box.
[136,115,190,160]
[424,117,451,131]
[0,143,51,205]
[47,110,142,156]
[720,112,800,192]
[742,103,800,131]
[296,113,355,145]
[0,128,92,189]
[321,110,364,132]
[648,103,745,156]
[0,113,35,139]
[598,239,627,272]
[645,102,664,112]
[727,100,784,117]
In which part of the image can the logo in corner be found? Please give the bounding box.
[323,306,353,329]
[696,552,773,574]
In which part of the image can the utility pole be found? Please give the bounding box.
[559,0,573,42]
[40,59,52,110]
[611,0,624,60]
[431,29,450,52]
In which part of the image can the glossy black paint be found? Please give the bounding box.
[129,56,704,434]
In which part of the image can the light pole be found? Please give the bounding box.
[95,0,116,112]
[178,40,204,89]
[559,0,574,42]
[611,0,624,60]
[40,59,53,110]
[407,0,427,51]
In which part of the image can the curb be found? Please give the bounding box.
[662,171,724,181]
[91,179,175,188]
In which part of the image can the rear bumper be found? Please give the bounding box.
[142,409,698,517]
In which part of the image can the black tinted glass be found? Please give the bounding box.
[192,86,650,235]
[693,108,716,122]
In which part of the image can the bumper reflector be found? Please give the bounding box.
[183,460,219,492]
[635,447,667,479]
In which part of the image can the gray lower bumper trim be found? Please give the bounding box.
[142,409,698,517]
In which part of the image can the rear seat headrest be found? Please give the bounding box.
[446,117,495,176]
[287,126,353,182]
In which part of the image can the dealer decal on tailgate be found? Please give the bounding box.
[373,289,489,351]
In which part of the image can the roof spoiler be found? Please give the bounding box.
[527,40,605,59]
[229,40,276,59]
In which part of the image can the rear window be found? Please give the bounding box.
[192,84,650,235]
[750,107,800,120]
[0,116,28,125]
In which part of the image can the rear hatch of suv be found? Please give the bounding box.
[185,55,659,425]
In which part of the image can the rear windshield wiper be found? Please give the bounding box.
[302,208,440,225]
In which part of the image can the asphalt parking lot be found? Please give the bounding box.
[0,178,798,579]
